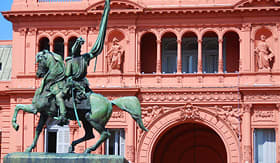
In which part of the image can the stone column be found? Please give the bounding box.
[50,40,54,52]
[137,38,141,74]
[64,42,68,59]
[277,104,280,163]
[197,39,202,73]
[126,115,135,163]
[242,104,252,163]
[156,39,161,74]
[177,39,182,73]
[240,24,251,72]
[218,39,223,73]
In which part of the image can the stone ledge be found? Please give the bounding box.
[4,152,129,163]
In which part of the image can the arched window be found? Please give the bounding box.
[140,32,157,73]
[161,32,177,73]
[202,32,218,73]
[181,32,198,73]
[68,36,78,56]
[223,32,240,73]
[38,37,50,51]
[53,37,64,59]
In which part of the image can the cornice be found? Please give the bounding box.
[3,0,280,21]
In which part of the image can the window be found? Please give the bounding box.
[254,128,276,163]
[161,37,177,73]
[53,37,65,59]
[105,129,125,156]
[44,120,70,153]
[202,37,218,73]
[0,62,2,71]
[182,37,198,73]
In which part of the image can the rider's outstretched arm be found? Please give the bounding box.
[89,0,110,60]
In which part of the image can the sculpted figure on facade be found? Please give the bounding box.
[106,37,124,73]
[254,35,275,71]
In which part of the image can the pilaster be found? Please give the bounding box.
[242,103,252,163]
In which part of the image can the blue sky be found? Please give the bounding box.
[0,0,13,40]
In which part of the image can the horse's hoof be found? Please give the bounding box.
[68,145,75,153]
[12,123,19,131]
[24,147,32,152]
[84,149,91,154]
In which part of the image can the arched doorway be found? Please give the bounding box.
[152,122,227,163]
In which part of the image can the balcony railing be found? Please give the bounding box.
[38,0,82,2]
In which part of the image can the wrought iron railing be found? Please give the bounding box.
[38,0,82,2]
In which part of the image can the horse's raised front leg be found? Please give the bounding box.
[12,104,37,131]
[68,118,95,153]
[25,114,48,152]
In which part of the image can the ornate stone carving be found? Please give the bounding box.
[80,27,89,35]
[141,91,239,103]
[28,28,37,36]
[254,35,275,71]
[253,108,275,122]
[243,103,252,113]
[141,105,165,127]
[106,37,124,73]
[111,110,125,121]
[244,93,280,102]
[18,28,27,36]
[242,23,251,32]
[179,103,200,120]
[215,106,242,138]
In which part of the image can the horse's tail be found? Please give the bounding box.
[112,96,148,132]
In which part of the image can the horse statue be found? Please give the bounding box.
[11,0,148,154]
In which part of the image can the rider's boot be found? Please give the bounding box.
[54,93,69,126]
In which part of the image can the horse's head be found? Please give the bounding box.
[36,50,49,78]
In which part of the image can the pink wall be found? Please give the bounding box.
[1,0,280,163]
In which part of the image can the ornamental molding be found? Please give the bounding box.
[252,108,275,122]
[243,92,280,103]
[87,0,144,14]
[140,91,239,103]
[126,145,135,162]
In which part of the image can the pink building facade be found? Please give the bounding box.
[1,0,280,163]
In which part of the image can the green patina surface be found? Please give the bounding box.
[4,152,129,163]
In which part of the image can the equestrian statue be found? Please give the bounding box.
[11,0,148,154]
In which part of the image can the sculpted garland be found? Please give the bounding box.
[11,0,148,153]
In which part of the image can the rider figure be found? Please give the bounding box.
[55,0,110,126]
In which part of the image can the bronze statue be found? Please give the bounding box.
[11,0,148,154]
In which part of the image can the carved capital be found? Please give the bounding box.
[242,23,251,32]
[18,28,28,36]
[156,39,161,44]
[80,26,89,35]
[128,26,136,33]
[177,39,181,44]
[276,103,280,110]
[28,28,37,36]
[218,39,223,43]
[243,104,252,113]
[197,39,202,43]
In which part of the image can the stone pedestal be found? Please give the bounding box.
[4,152,129,163]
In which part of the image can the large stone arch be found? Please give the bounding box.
[136,105,241,163]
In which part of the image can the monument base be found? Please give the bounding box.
[4,152,129,163]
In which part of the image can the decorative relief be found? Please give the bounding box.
[18,28,27,36]
[110,110,125,121]
[244,93,280,102]
[179,103,200,120]
[28,28,37,36]
[140,91,238,103]
[253,109,274,121]
[137,104,242,147]
[215,106,241,138]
